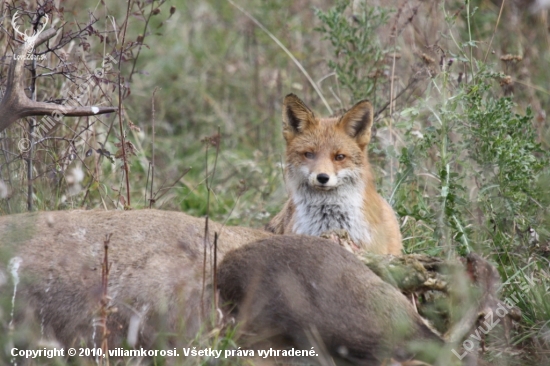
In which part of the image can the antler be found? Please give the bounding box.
[0,27,117,133]
[11,12,29,41]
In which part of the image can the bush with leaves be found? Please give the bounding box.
[316,1,549,364]
[315,1,390,105]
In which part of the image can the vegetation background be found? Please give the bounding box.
[1,0,550,364]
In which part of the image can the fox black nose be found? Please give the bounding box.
[317,173,330,184]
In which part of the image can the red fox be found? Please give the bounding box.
[266,94,403,255]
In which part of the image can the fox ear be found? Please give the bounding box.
[282,94,317,141]
[338,100,373,147]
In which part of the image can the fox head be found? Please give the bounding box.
[281,94,374,191]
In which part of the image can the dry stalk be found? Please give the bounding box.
[147,87,159,208]
[213,232,219,313]
[201,210,210,322]
[200,129,221,322]
[128,0,163,82]
[150,167,191,203]
[117,0,133,208]
[375,77,418,118]
[484,0,506,63]
[100,233,113,366]
[388,2,404,186]
[227,0,332,115]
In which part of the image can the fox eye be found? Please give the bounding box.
[335,154,346,161]
[304,152,315,159]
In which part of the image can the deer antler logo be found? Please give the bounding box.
[11,11,49,58]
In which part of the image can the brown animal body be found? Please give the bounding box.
[0,209,270,349]
[266,94,402,255]
[218,235,443,365]
[1,210,441,365]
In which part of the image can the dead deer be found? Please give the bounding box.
[0,209,270,350]
[1,210,447,365]
[218,235,444,365]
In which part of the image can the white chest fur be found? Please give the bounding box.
[291,184,372,246]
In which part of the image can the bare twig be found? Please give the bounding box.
[200,129,221,322]
[375,78,418,118]
[201,205,209,321]
[26,66,36,212]
[128,1,160,82]
[151,167,191,203]
[213,231,219,313]
[483,0,505,63]
[227,0,332,115]
[117,0,133,208]
[0,28,117,133]
[144,161,150,206]
[200,140,210,321]
[100,233,113,366]
[149,87,159,208]
[25,10,46,212]
[388,3,403,187]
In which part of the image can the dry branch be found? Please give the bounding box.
[0,27,117,133]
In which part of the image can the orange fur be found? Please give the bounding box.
[266,94,402,255]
